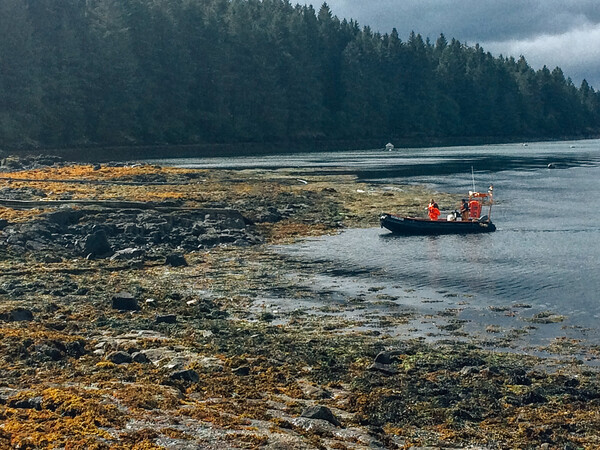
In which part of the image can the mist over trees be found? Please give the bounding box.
[1,0,599,150]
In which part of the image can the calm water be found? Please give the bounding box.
[150,139,600,346]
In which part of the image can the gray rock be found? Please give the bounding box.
[131,352,150,364]
[165,253,188,267]
[124,223,144,235]
[0,307,34,322]
[44,209,83,227]
[110,247,145,261]
[106,351,133,364]
[82,230,112,257]
[111,292,139,311]
[10,396,43,410]
[300,405,341,427]
[37,342,65,360]
[170,369,200,383]
[156,314,177,324]
[232,366,250,376]
[368,362,398,376]
[459,366,480,377]
[374,351,393,364]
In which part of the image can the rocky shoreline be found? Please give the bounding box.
[1,155,599,449]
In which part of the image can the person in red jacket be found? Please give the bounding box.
[428,199,441,220]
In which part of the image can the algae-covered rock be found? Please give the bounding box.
[368,362,397,376]
[0,307,34,322]
[300,405,341,427]
[82,229,112,257]
[165,253,187,267]
[106,351,133,364]
[374,351,393,364]
[111,292,139,311]
[131,352,150,364]
[169,369,199,382]
[155,314,177,324]
[232,366,250,376]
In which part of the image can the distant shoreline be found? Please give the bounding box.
[5,134,600,162]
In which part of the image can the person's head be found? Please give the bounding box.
[430,199,435,203]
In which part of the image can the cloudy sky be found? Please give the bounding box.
[318,0,600,89]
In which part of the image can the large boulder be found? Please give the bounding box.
[82,230,112,257]
[300,405,341,427]
[0,308,34,322]
[165,253,188,267]
[106,351,133,364]
[111,292,139,311]
[169,369,199,383]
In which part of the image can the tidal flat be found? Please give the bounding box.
[0,155,599,449]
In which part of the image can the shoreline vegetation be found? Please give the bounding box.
[1,155,599,449]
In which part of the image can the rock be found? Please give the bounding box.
[300,405,341,427]
[66,340,86,358]
[44,209,83,227]
[106,351,133,364]
[510,374,532,386]
[521,390,548,405]
[299,382,332,400]
[82,230,112,257]
[170,369,199,382]
[368,362,398,376]
[0,219,8,230]
[110,247,145,261]
[131,352,150,364]
[10,396,43,410]
[0,307,34,322]
[124,223,144,235]
[232,366,250,376]
[374,351,393,364]
[156,314,177,324]
[41,254,62,263]
[165,253,188,267]
[459,366,480,377]
[111,292,139,311]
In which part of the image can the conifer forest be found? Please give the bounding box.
[1,0,599,151]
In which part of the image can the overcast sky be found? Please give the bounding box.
[317,0,600,89]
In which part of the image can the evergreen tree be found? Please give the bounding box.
[0,0,597,149]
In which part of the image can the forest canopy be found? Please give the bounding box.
[1,0,599,151]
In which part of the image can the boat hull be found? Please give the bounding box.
[380,214,496,235]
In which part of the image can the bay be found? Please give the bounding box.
[150,139,600,352]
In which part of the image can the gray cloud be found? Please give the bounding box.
[318,0,600,87]
[323,0,600,41]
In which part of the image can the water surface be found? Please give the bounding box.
[150,139,600,351]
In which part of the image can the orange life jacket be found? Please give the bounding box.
[428,204,441,220]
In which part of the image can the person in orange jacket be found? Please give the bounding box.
[428,199,441,220]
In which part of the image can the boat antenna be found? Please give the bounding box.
[471,166,476,192]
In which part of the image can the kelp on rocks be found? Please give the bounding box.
[1,160,599,448]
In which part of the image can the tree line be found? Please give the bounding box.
[1,0,599,152]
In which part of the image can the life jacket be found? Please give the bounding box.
[468,200,481,219]
[428,204,441,220]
